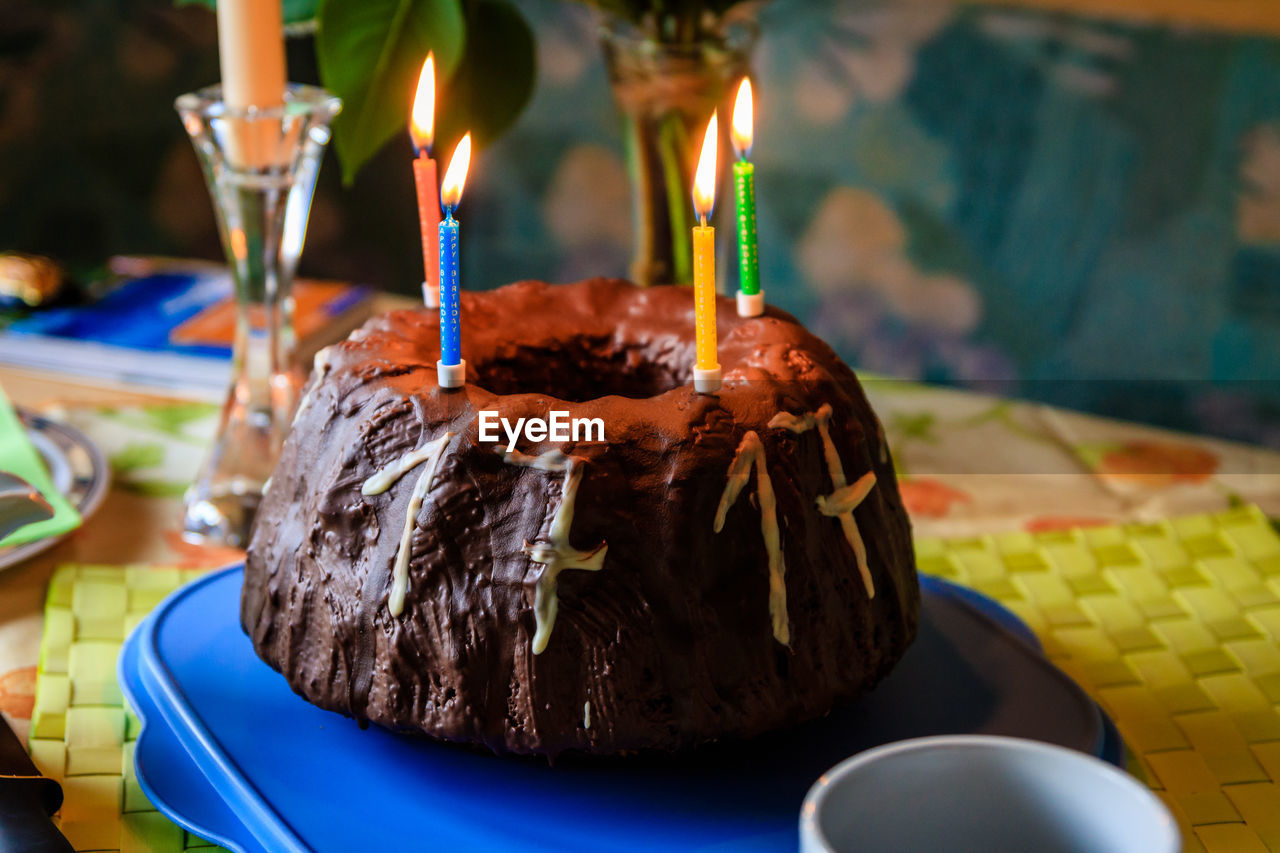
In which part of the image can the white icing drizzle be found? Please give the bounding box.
[362,432,455,617]
[817,472,877,516]
[714,435,758,532]
[584,700,592,730]
[314,345,334,375]
[767,409,818,433]
[714,432,789,646]
[363,440,451,496]
[768,403,878,598]
[292,393,313,426]
[293,346,335,424]
[500,447,572,472]
[499,448,608,654]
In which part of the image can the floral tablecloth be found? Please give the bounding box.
[865,379,1280,536]
[0,379,1278,852]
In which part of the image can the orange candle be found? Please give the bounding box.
[692,112,721,394]
[410,55,441,309]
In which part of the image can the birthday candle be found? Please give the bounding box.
[410,55,441,309]
[731,79,762,317]
[436,133,471,389]
[691,113,722,394]
[439,213,460,363]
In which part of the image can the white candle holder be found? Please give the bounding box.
[736,290,764,317]
[437,359,466,389]
[176,84,341,547]
[693,366,722,394]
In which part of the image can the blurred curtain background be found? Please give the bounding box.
[2,0,1279,446]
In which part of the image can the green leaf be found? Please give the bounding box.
[284,0,320,23]
[175,0,321,26]
[434,0,536,158]
[317,0,467,184]
[123,479,193,499]
[890,412,938,443]
[142,403,219,436]
[109,442,165,476]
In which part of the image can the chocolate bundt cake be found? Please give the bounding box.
[242,278,919,757]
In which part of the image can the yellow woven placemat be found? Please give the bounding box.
[27,566,221,853]
[916,504,1280,853]
[27,505,1280,852]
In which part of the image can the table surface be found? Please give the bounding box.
[3,300,1280,852]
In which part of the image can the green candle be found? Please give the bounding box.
[733,159,759,297]
[731,78,763,316]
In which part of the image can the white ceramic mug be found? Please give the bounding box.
[799,735,1179,853]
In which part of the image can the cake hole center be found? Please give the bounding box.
[472,335,690,402]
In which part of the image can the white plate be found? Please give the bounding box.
[0,409,111,570]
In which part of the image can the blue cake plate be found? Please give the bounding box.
[120,566,1123,853]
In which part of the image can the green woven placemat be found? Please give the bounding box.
[29,506,1280,852]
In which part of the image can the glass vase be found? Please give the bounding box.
[601,15,757,287]
[176,84,341,547]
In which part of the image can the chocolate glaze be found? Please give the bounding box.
[243,279,919,758]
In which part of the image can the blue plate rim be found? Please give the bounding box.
[129,565,310,853]
[120,608,262,853]
[122,565,1127,851]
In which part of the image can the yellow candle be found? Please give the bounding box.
[693,223,717,370]
[691,112,721,394]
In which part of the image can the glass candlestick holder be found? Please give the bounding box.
[176,84,341,547]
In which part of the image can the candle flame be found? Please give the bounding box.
[410,54,435,153]
[693,112,718,219]
[731,78,753,157]
[440,132,471,211]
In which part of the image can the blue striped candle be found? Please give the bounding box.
[435,133,471,389]
[438,210,461,366]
